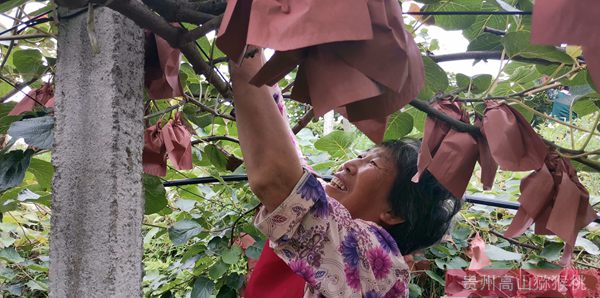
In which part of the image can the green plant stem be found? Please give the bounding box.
[579,112,600,151]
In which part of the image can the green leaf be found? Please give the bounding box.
[383,112,413,141]
[12,49,46,80]
[425,270,445,285]
[471,74,493,93]
[314,131,354,158]
[216,286,237,298]
[168,219,203,246]
[405,107,427,132]
[502,32,573,64]
[446,256,468,268]
[418,56,449,100]
[0,102,19,134]
[463,1,510,40]
[467,33,503,52]
[485,244,522,261]
[26,279,48,292]
[191,276,214,298]
[0,0,27,13]
[245,242,263,259]
[409,283,423,298]
[27,158,53,189]
[423,0,481,30]
[222,245,243,265]
[7,116,54,150]
[576,237,600,255]
[573,98,600,117]
[204,144,227,171]
[208,260,228,280]
[144,174,167,215]
[0,248,25,263]
[0,149,34,191]
[509,103,534,122]
[540,242,563,261]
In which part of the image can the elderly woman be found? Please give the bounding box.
[229,50,462,297]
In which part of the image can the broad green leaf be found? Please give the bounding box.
[572,97,599,117]
[383,112,413,141]
[509,103,534,122]
[225,273,245,290]
[417,56,449,100]
[0,149,34,191]
[576,236,600,255]
[144,174,167,215]
[7,116,54,150]
[405,107,427,132]
[456,73,471,90]
[467,33,503,52]
[539,242,563,261]
[245,242,263,259]
[208,260,227,280]
[12,49,46,80]
[314,131,353,158]
[502,32,573,64]
[423,0,481,30]
[216,286,237,298]
[446,256,468,268]
[463,1,510,41]
[27,158,53,190]
[471,74,493,93]
[566,46,583,59]
[0,102,19,134]
[495,0,520,11]
[485,244,522,261]
[425,270,445,285]
[222,245,243,265]
[409,283,423,298]
[0,248,25,263]
[25,279,48,292]
[191,276,214,298]
[0,0,27,13]
[168,219,203,246]
[204,144,227,171]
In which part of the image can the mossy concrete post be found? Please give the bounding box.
[51,7,144,297]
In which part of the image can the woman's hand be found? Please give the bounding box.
[228,47,265,82]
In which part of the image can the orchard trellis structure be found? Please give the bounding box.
[0,0,598,296]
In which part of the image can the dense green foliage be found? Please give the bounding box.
[1,0,600,297]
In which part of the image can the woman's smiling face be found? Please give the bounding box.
[325,147,398,223]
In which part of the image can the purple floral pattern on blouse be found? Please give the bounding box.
[255,170,410,297]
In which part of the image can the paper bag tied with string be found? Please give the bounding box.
[162,112,193,171]
[504,150,598,267]
[9,83,54,116]
[217,0,424,143]
[143,122,168,177]
[145,29,184,100]
[531,0,600,89]
[474,115,497,190]
[412,100,478,198]
[482,101,548,172]
[467,232,491,270]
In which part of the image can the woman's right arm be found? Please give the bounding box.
[229,50,304,212]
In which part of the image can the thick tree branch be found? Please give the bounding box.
[429,51,556,65]
[106,0,233,99]
[141,0,214,24]
[180,15,223,44]
[191,135,239,145]
[292,109,314,135]
[410,98,600,172]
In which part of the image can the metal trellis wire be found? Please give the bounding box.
[163,175,600,224]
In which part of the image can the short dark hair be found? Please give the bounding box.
[378,138,463,255]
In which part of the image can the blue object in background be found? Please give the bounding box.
[546,85,594,122]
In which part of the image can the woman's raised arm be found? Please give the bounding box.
[229,49,304,212]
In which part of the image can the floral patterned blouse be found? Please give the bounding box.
[254,169,410,297]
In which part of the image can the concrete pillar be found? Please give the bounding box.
[51,7,144,297]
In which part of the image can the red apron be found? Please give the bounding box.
[244,240,305,298]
